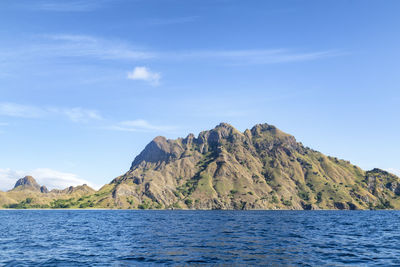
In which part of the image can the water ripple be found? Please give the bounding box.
[0,210,399,265]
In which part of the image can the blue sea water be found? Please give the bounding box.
[0,210,399,266]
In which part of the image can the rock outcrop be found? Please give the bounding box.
[12,176,42,192]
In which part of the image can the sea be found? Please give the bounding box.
[0,210,399,266]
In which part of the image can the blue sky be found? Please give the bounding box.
[0,0,399,190]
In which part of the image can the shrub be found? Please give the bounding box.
[138,200,151,210]
[184,199,193,207]
[316,192,323,203]
[298,191,310,201]
[282,199,292,206]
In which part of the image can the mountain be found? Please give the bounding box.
[2,176,95,208]
[3,122,400,210]
[82,122,400,210]
[12,176,41,191]
[12,176,49,193]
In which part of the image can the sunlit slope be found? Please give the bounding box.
[88,123,400,210]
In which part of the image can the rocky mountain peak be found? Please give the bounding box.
[183,133,195,145]
[251,123,277,135]
[130,136,175,168]
[197,123,243,148]
[213,122,241,137]
[215,122,235,130]
[14,176,41,191]
[40,185,49,193]
[12,176,52,194]
[152,136,168,146]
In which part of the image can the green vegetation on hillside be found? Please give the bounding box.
[2,123,400,210]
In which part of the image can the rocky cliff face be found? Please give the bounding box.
[90,123,400,210]
[12,176,42,192]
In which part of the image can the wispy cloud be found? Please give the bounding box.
[163,49,340,65]
[0,102,102,123]
[110,119,175,133]
[147,16,199,25]
[40,34,155,61]
[32,0,108,12]
[0,168,99,191]
[0,72,11,78]
[0,103,45,118]
[127,66,161,86]
[3,34,340,66]
[0,34,153,66]
[49,107,102,122]
[0,34,342,86]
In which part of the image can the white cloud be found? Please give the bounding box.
[388,168,400,177]
[0,102,102,123]
[0,168,99,191]
[110,119,174,133]
[62,108,102,122]
[49,107,102,122]
[0,169,21,191]
[127,66,161,86]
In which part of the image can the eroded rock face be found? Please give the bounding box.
[365,169,400,198]
[40,186,49,194]
[113,183,139,198]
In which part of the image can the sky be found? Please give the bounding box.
[0,0,399,190]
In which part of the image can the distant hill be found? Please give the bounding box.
[1,176,95,208]
[2,123,400,210]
